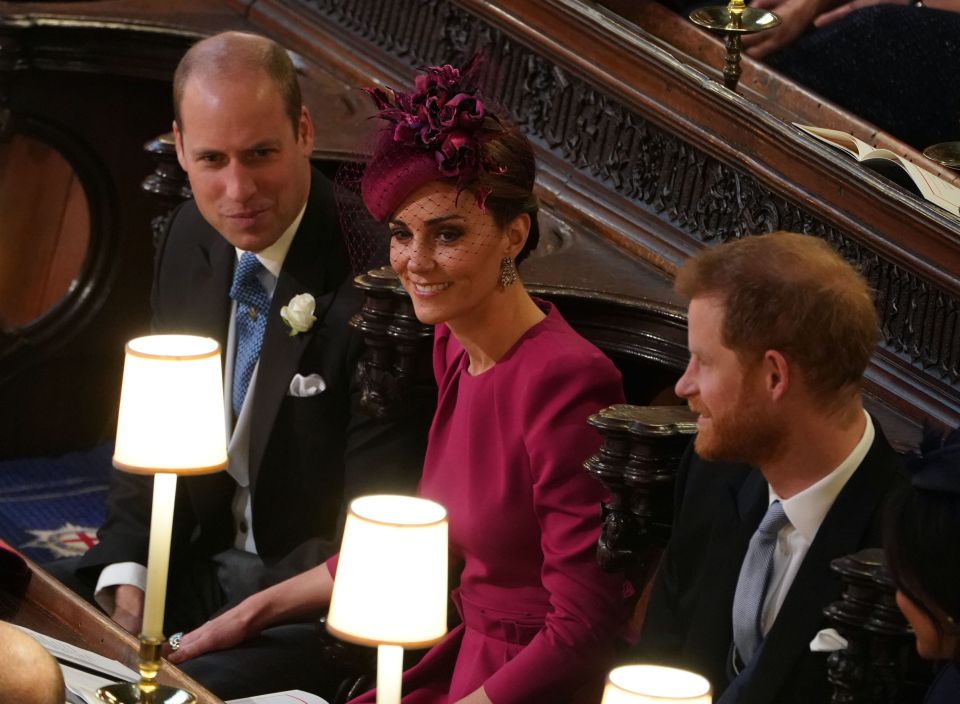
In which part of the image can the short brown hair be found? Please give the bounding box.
[173,32,302,136]
[675,232,879,399]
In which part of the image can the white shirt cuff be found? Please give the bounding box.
[94,562,147,613]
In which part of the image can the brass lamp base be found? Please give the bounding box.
[97,636,196,704]
[689,6,781,33]
[97,682,196,704]
[689,6,781,90]
[923,142,960,170]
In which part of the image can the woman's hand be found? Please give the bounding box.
[166,603,255,664]
[453,687,492,704]
[165,562,335,664]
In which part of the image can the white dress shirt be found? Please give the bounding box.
[94,203,306,611]
[759,410,875,635]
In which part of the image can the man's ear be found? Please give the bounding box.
[762,349,790,401]
[298,106,315,155]
[503,212,531,259]
[173,120,187,171]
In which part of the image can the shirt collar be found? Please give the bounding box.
[234,200,307,279]
[770,410,874,542]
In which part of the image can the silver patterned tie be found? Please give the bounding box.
[731,499,790,666]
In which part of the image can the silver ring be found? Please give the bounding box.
[169,632,184,651]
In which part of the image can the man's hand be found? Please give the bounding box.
[742,0,832,58]
[111,585,145,635]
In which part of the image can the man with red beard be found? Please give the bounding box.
[634,232,904,704]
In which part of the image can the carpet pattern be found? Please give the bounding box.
[0,443,112,562]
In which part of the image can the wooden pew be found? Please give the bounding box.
[0,547,224,704]
[0,0,953,460]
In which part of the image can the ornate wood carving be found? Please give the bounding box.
[142,133,192,249]
[285,0,960,423]
[350,267,434,420]
[822,548,918,704]
[583,404,696,584]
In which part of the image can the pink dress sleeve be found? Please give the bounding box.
[483,350,628,703]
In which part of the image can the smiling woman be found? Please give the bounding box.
[165,56,631,704]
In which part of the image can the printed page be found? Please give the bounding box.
[227,691,331,704]
[795,123,960,215]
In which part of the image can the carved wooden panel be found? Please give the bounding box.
[283,0,960,424]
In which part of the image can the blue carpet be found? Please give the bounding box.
[0,443,112,561]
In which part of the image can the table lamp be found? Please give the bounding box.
[326,495,448,704]
[98,335,228,704]
[602,664,713,704]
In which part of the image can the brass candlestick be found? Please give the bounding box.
[690,0,781,91]
[97,637,195,704]
[923,141,960,170]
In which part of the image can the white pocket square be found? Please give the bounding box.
[288,373,327,397]
[809,628,848,652]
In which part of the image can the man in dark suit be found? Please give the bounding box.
[634,232,904,704]
[63,32,427,698]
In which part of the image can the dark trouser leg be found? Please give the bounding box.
[177,623,349,701]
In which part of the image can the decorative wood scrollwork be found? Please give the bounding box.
[350,267,434,420]
[583,405,696,583]
[822,548,919,704]
[141,133,192,249]
[294,0,960,397]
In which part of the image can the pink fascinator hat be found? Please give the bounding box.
[360,55,505,222]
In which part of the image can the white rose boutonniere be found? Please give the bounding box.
[280,293,316,336]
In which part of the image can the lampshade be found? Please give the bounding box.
[327,495,448,648]
[113,335,228,474]
[601,665,712,704]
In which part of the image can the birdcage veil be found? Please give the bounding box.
[336,54,540,281]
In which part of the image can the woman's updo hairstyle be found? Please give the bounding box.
[360,56,540,264]
[884,426,960,661]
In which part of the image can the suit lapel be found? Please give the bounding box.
[187,233,234,344]
[743,431,898,704]
[687,470,768,674]
[246,169,349,488]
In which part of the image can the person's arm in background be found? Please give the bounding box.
[743,0,959,58]
[743,0,840,58]
[815,0,959,25]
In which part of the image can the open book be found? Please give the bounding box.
[795,124,960,217]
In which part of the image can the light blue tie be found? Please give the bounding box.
[230,252,270,417]
[732,499,790,666]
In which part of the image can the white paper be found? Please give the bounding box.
[60,663,117,704]
[11,624,329,704]
[227,691,330,704]
[11,623,138,681]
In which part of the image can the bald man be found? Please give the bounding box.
[0,623,65,704]
[52,32,427,699]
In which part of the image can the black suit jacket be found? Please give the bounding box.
[636,421,905,704]
[80,168,427,590]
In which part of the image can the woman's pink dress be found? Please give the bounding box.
[349,302,628,703]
